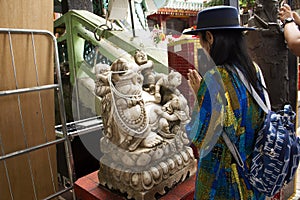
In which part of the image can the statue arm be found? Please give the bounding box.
[96,74,109,84]
[154,108,178,121]
[155,78,163,94]
[140,60,153,70]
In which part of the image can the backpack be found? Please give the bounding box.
[222,67,300,197]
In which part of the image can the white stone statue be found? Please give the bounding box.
[95,52,196,200]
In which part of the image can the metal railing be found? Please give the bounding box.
[0,28,75,200]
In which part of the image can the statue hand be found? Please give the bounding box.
[154,93,161,102]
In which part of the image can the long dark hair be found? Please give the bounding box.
[199,29,263,94]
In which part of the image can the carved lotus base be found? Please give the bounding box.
[98,146,197,200]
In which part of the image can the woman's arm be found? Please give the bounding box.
[284,21,300,56]
[279,4,300,56]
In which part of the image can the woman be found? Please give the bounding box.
[183,6,266,200]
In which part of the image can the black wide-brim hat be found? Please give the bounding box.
[183,6,255,35]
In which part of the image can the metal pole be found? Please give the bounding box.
[224,0,239,12]
[129,0,136,37]
[229,0,239,9]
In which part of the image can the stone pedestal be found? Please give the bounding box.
[74,171,196,200]
[98,139,197,200]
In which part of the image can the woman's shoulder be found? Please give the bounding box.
[204,65,230,77]
[200,66,236,86]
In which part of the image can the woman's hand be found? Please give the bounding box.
[279,3,293,22]
[292,10,300,26]
[187,69,202,96]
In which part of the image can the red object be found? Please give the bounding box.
[168,40,200,111]
[168,42,196,79]
[74,171,196,200]
[269,189,283,200]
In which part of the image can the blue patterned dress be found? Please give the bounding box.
[187,65,266,200]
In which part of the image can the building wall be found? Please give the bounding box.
[168,38,201,110]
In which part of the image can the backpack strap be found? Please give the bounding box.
[235,65,270,114]
[222,64,271,173]
[253,63,271,110]
[222,132,244,169]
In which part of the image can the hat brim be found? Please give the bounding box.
[183,26,256,35]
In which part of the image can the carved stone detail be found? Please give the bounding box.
[98,143,196,200]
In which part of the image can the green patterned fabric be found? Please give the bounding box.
[187,65,266,200]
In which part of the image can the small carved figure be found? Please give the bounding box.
[94,63,112,138]
[95,63,111,97]
[154,70,182,104]
[153,97,190,138]
[134,49,156,94]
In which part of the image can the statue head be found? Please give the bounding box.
[168,70,182,87]
[134,49,148,65]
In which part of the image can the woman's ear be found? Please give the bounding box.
[205,31,214,46]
